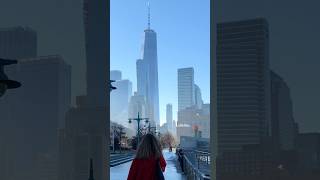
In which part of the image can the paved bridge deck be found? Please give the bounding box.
[110,150,186,180]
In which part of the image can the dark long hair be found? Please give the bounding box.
[135,133,162,159]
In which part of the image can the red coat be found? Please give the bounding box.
[127,155,166,180]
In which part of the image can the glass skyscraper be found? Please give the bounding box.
[216,18,271,153]
[178,67,195,111]
[166,104,173,132]
[136,7,160,127]
[110,70,132,127]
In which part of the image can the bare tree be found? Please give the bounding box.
[160,132,176,148]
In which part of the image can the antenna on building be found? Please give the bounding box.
[147,1,151,30]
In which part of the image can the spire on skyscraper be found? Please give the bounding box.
[147,1,151,29]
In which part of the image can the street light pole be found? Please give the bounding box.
[109,80,117,92]
[0,58,21,97]
[147,123,157,134]
[137,116,140,146]
[128,112,149,148]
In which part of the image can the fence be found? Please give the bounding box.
[177,149,211,180]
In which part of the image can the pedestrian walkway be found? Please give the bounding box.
[110,150,186,180]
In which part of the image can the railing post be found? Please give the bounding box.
[206,155,208,165]
[182,150,211,180]
[196,153,199,169]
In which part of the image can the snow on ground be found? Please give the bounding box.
[110,150,186,180]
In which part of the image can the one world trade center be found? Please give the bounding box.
[136,3,160,127]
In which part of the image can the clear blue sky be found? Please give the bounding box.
[111,0,210,125]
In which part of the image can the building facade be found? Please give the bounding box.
[136,27,160,126]
[0,27,37,59]
[128,92,148,136]
[194,84,203,109]
[83,0,108,107]
[58,96,107,180]
[58,0,108,179]
[177,106,210,141]
[0,55,71,180]
[0,26,38,180]
[110,70,122,81]
[110,71,132,127]
[172,120,177,137]
[216,18,271,153]
[166,104,173,132]
[136,59,148,97]
[178,67,195,111]
[271,71,295,151]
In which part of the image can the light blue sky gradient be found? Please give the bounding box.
[111,0,210,124]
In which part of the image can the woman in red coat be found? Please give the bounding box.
[127,133,166,180]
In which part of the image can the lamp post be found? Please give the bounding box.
[109,80,117,92]
[146,122,157,134]
[0,58,21,97]
[128,112,149,148]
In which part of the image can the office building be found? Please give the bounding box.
[172,120,177,137]
[178,67,195,111]
[136,59,148,97]
[58,1,108,179]
[177,106,210,141]
[110,70,122,81]
[0,27,37,59]
[202,103,210,115]
[166,104,173,132]
[129,92,147,119]
[0,55,71,180]
[216,18,271,154]
[83,0,108,107]
[159,123,168,134]
[110,71,132,127]
[0,26,38,180]
[128,92,147,132]
[194,84,203,109]
[135,5,160,126]
[58,96,107,180]
[271,71,295,150]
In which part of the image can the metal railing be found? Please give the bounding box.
[177,149,211,180]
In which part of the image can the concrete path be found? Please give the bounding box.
[110,150,186,180]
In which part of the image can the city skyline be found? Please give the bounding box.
[1,1,319,132]
[1,0,320,179]
[111,0,210,125]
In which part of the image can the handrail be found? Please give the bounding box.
[177,149,211,180]
[194,150,210,155]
